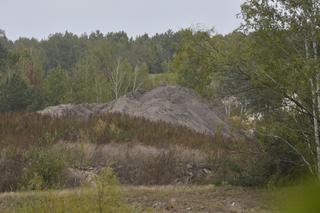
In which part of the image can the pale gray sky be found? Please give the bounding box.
[1,0,245,41]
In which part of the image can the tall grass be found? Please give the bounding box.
[0,112,218,149]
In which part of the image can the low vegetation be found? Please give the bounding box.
[1,168,132,213]
[0,112,259,193]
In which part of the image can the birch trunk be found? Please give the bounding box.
[306,35,320,177]
[111,58,122,100]
[310,78,320,176]
[313,39,320,178]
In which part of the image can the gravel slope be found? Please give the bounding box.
[38,86,229,136]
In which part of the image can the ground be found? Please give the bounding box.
[0,185,273,213]
[125,185,272,213]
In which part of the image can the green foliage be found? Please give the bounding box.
[94,168,126,213]
[70,61,112,103]
[149,72,177,87]
[135,63,152,90]
[235,0,320,181]
[42,31,86,71]
[43,66,70,105]
[0,30,182,111]
[0,38,9,70]
[173,30,214,97]
[22,148,68,190]
[167,0,320,184]
[0,74,32,112]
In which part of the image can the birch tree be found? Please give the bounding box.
[108,58,134,99]
[241,0,320,177]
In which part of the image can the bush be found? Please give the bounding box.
[232,137,310,187]
[94,168,126,212]
[0,148,24,192]
[22,148,68,190]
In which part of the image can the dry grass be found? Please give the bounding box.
[0,112,259,192]
[64,143,208,166]
[61,143,213,185]
[0,112,218,149]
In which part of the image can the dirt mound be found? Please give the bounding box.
[38,86,229,136]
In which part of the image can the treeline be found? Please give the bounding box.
[0,28,240,113]
[0,28,250,113]
[0,29,193,111]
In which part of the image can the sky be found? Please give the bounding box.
[1,0,245,41]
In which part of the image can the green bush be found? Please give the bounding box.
[22,148,68,190]
[95,168,126,212]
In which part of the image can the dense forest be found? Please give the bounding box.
[0,29,181,109]
[1,1,320,211]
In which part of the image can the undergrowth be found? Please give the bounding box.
[0,112,258,192]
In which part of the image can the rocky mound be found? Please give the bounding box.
[38,86,229,136]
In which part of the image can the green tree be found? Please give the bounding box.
[42,32,86,72]
[132,63,152,91]
[239,0,320,178]
[173,30,217,98]
[71,56,111,103]
[0,74,32,112]
[43,66,70,105]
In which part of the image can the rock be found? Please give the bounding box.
[38,86,230,136]
[64,167,98,188]
[202,168,211,174]
[187,163,193,169]
[152,201,165,209]
[169,198,177,208]
[38,103,97,119]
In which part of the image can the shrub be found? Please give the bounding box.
[0,148,24,192]
[22,148,68,190]
[95,168,126,212]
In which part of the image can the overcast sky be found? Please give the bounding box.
[1,0,245,41]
